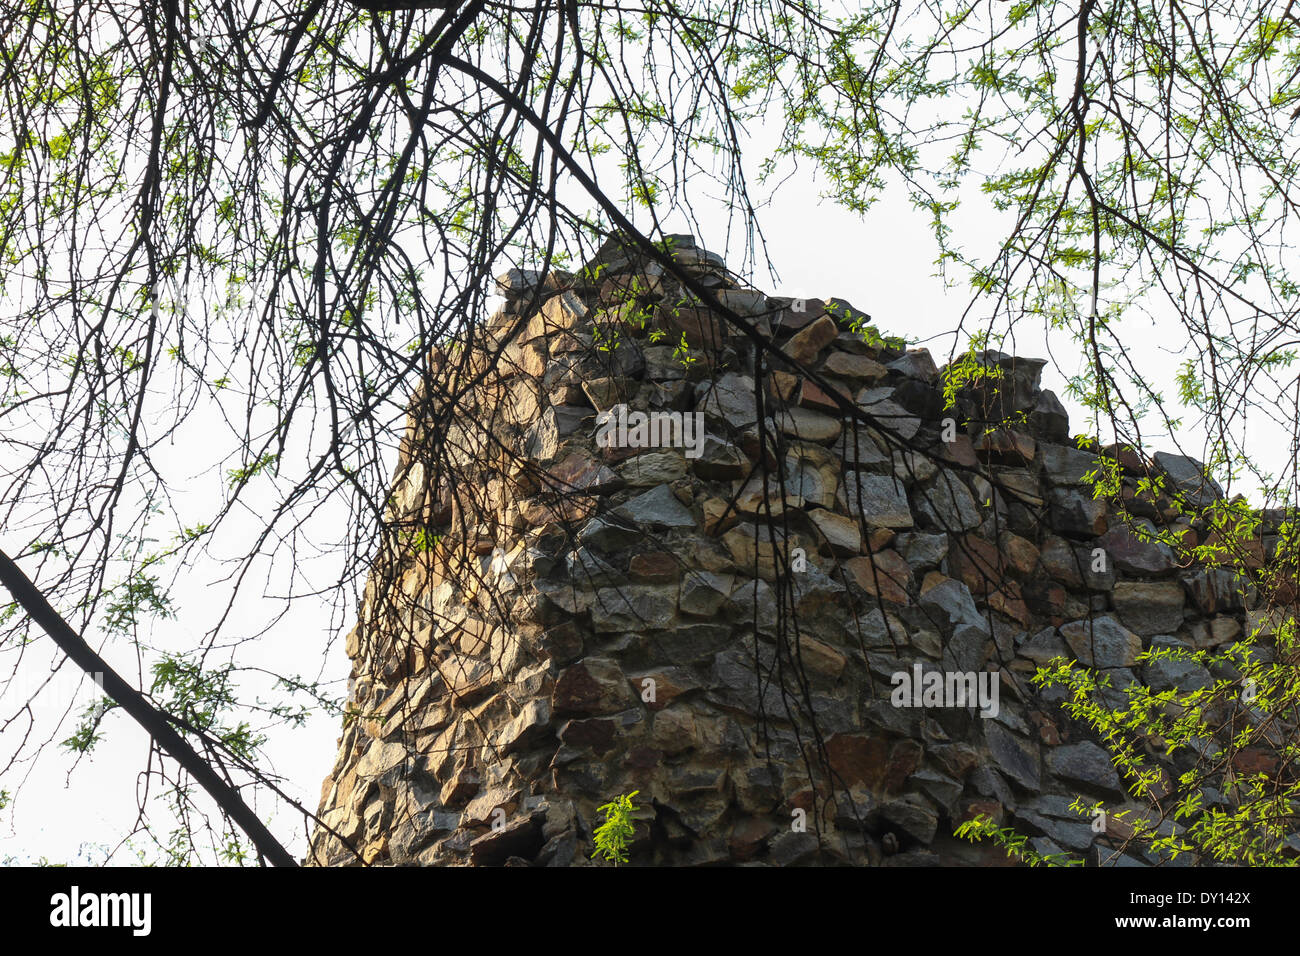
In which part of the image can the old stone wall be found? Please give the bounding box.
[307,237,1283,867]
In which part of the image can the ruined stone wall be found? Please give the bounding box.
[307,237,1281,867]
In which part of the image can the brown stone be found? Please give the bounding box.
[1200,526,1265,571]
[630,551,680,582]
[948,534,1003,596]
[797,635,847,680]
[774,407,842,442]
[560,717,618,755]
[1101,442,1145,474]
[1029,710,1063,745]
[785,314,839,364]
[658,305,727,349]
[1233,747,1279,776]
[824,350,888,382]
[552,657,633,716]
[701,497,740,535]
[999,531,1040,576]
[651,707,697,754]
[728,817,778,861]
[975,429,1036,466]
[939,434,979,468]
[987,582,1031,626]
[363,837,388,865]
[552,451,618,492]
[770,371,801,401]
[867,527,895,551]
[1039,535,1085,588]
[439,768,480,807]
[799,379,852,414]
[844,550,913,605]
[808,508,863,557]
[824,734,922,795]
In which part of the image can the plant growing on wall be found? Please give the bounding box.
[591,791,639,866]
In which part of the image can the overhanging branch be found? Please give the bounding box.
[0,549,298,868]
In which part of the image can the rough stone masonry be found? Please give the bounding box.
[308,236,1287,867]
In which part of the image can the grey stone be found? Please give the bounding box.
[566,548,622,587]
[912,768,963,813]
[767,830,820,866]
[1112,581,1185,635]
[1048,487,1107,538]
[591,585,678,632]
[858,398,921,440]
[619,451,688,486]
[523,406,562,462]
[1142,650,1213,694]
[839,473,914,527]
[774,407,843,442]
[1096,518,1174,575]
[495,268,545,297]
[469,815,544,865]
[1029,389,1070,443]
[693,434,748,479]
[845,608,908,649]
[1154,451,1223,508]
[919,578,987,635]
[790,564,848,614]
[713,289,768,318]
[914,474,981,532]
[1181,568,1249,615]
[886,349,939,381]
[856,386,895,405]
[356,741,409,779]
[696,373,758,427]
[942,624,994,672]
[895,532,949,572]
[832,428,890,470]
[1029,836,1066,860]
[497,699,552,755]
[577,515,640,552]
[614,484,694,529]
[969,765,1016,807]
[880,795,939,844]
[1015,809,1094,851]
[680,570,733,617]
[709,645,785,715]
[1018,627,1069,666]
[725,579,779,626]
[652,623,734,662]
[893,451,938,486]
[1060,616,1142,668]
[984,721,1040,791]
[644,346,687,381]
[1045,741,1126,800]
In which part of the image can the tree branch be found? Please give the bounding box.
[0,549,298,867]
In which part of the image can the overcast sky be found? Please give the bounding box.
[0,24,1280,865]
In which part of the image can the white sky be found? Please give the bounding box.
[0,10,1287,865]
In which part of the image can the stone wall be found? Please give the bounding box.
[307,237,1284,866]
